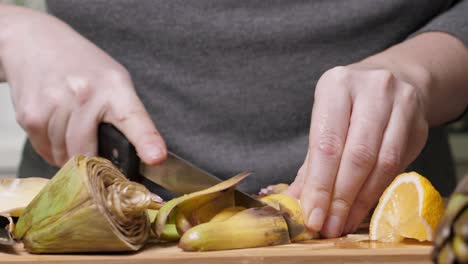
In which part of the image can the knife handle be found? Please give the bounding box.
[97,123,141,182]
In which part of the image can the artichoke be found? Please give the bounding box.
[13,155,156,253]
[432,175,468,264]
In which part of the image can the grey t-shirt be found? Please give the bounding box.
[19,0,468,197]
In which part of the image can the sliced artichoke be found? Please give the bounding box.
[153,172,250,238]
[13,155,153,253]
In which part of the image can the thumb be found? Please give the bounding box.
[104,92,167,165]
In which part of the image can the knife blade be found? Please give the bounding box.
[97,123,264,208]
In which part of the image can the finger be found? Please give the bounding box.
[26,122,54,165]
[65,100,101,159]
[104,90,167,165]
[402,110,428,167]
[16,100,54,165]
[343,89,417,234]
[284,151,309,198]
[321,91,392,237]
[301,71,352,232]
[63,77,101,159]
[48,106,72,166]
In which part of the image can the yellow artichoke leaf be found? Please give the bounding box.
[154,171,251,237]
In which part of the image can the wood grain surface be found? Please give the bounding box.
[0,234,433,264]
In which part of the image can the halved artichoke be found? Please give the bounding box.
[13,155,154,253]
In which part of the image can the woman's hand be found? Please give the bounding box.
[287,64,429,238]
[286,32,468,238]
[0,4,166,166]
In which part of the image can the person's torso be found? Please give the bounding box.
[40,0,456,195]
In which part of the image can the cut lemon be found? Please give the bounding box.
[369,171,445,242]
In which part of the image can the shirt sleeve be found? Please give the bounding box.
[412,0,468,45]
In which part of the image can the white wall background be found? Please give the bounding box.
[0,83,25,177]
[0,0,45,178]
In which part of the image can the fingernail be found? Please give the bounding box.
[150,193,164,203]
[321,215,342,238]
[307,208,325,231]
[144,145,164,162]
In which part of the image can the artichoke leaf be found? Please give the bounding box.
[153,171,250,237]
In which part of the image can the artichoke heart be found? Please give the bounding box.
[13,155,152,253]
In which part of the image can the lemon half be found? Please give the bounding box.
[369,172,445,242]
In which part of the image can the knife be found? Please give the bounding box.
[97,123,263,208]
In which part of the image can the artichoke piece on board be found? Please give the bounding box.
[153,172,250,238]
[260,194,318,241]
[208,206,246,223]
[13,155,153,253]
[179,206,291,251]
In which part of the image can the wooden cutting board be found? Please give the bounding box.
[0,234,433,264]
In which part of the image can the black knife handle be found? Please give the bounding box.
[97,123,140,182]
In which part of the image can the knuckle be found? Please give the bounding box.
[332,196,352,211]
[315,66,350,97]
[314,132,343,159]
[379,149,401,175]
[371,69,394,85]
[349,143,376,169]
[112,105,147,125]
[324,66,351,83]
[399,84,420,103]
[308,183,332,200]
[16,108,46,132]
[45,90,65,108]
[370,70,395,94]
[101,68,132,86]
[65,76,94,106]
